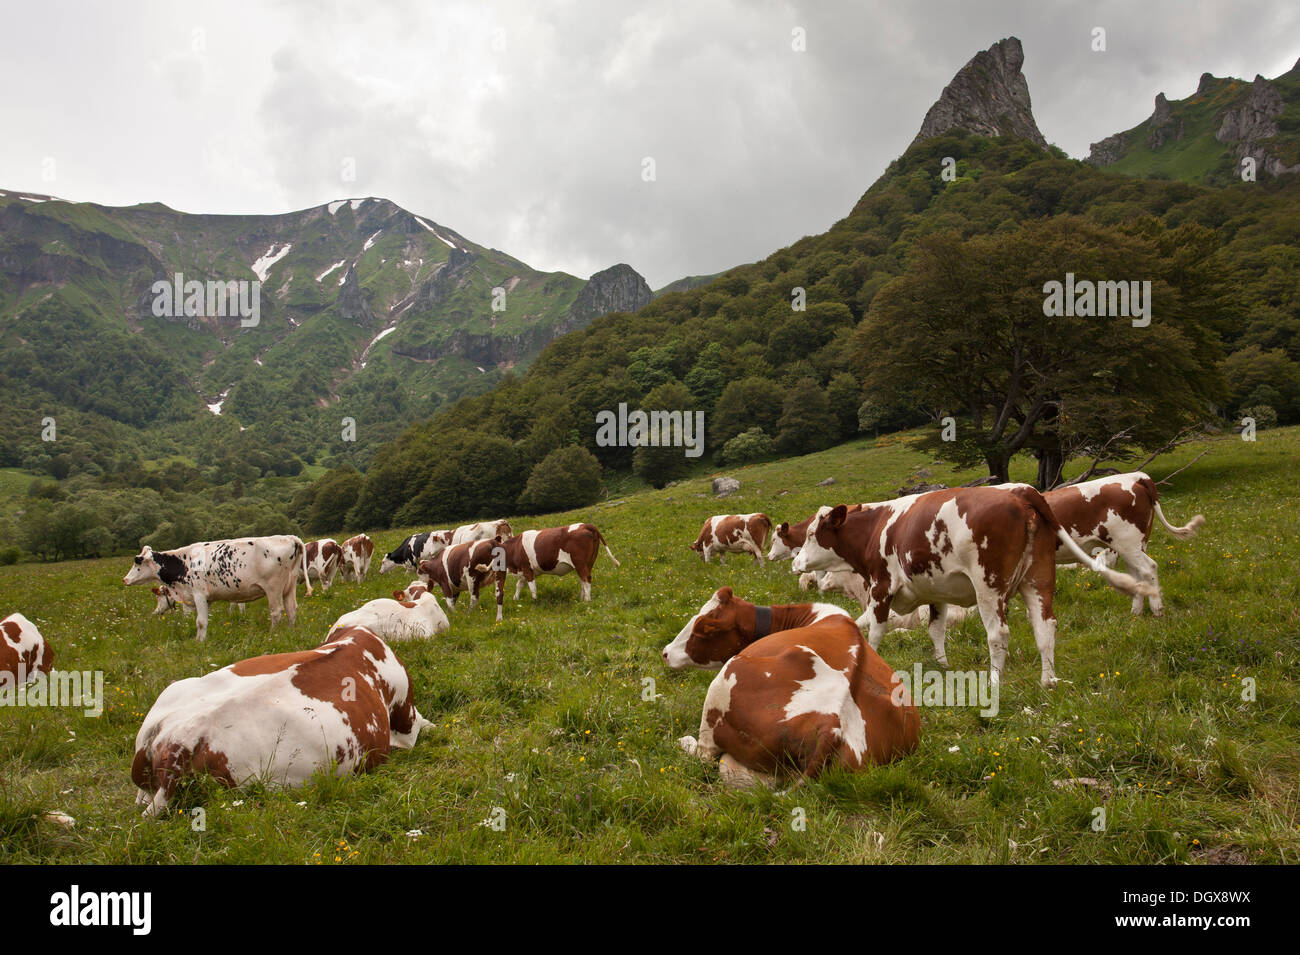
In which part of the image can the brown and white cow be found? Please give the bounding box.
[689,513,771,564]
[1043,472,1204,616]
[795,571,971,632]
[767,506,863,561]
[1,612,53,689]
[130,626,430,817]
[487,523,620,603]
[124,537,310,642]
[668,589,919,788]
[303,538,344,590]
[339,534,376,582]
[791,487,1155,687]
[418,539,504,620]
[328,589,450,641]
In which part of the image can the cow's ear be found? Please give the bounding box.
[151,586,161,595]
[778,522,788,534]
[393,590,404,600]
[829,504,848,528]
[716,586,733,604]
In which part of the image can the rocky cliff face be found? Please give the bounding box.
[568,263,652,323]
[1215,75,1300,176]
[910,37,1048,149]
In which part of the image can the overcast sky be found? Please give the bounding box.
[2,1,1296,288]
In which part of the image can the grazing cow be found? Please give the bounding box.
[339,534,375,582]
[418,539,504,621]
[488,523,620,603]
[791,487,1155,687]
[1043,472,1204,616]
[328,589,449,641]
[768,507,860,562]
[451,520,512,546]
[150,585,246,617]
[303,538,344,591]
[130,626,430,817]
[379,531,454,575]
[1,612,53,688]
[669,589,919,788]
[123,536,310,642]
[689,513,772,564]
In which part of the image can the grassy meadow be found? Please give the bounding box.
[2,426,1298,864]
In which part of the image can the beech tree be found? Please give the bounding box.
[859,216,1229,485]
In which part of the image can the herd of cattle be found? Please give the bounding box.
[0,469,1204,813]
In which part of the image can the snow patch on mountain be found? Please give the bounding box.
[316,260,346,282]
[251,243,292,281]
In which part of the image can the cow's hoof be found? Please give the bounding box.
[1041,676,1059,689]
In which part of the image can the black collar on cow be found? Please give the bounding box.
[754,604,772,640]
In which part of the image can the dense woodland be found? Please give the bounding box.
[5,132,1299,560]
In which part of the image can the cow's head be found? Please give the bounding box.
[662,587,758,670]
[124,545,187,587]
[791,506,854,574]
[393,580,430,601]
[150,585,182,615]
[378,551,404,575]
[767,521,800,561]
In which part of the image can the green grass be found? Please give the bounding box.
[2,427,1298,863]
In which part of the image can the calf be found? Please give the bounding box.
[1044,472,1203,616]
[150,585,246,617]
[130,626,430,817]
[328,590,449,641]
[1,612,53,688]
[124,536,310,642]
[418,539,504,621]
[303,538,344,590]
[488,523,620,603]
[792,487,1154,687]
[689,513,771,564]
[339,534,375,582]
[379,530,453,574]
[669,589,919,787]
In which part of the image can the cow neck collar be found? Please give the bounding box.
[753,604,773,640]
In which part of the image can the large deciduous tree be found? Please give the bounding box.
[858,216,1229,485]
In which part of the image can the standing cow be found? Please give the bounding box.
[689,513,771,564]
[488,523,620,603]
[418,539,505,620]
[667,589,919,788]
[124,536,310,642]
[131,625,430,817]
[792,487,1154,687]
[451,520,512,546]
[1043,472,1204,616]
[339,534,376,582]
[379,531,453,575]
[303,538,344,591]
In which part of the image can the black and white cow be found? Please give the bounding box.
[378,531,453,575]
[124,536,309,642]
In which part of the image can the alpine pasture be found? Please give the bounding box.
[2,427,1297,864]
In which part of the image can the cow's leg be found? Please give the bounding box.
[858,602,890,651]
[1123,547,1162,616]
[192,592,210,642]
[494,575,504,622]
[514,575,525,600]
[974,590,1011,685]
[718,754,777,789]
[579,567,592,602]
[750,543,764,565]
[1019,579,1058,688]
[928,603,949,667]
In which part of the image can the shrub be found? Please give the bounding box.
[718,427,774,466]
[518,446,604,514]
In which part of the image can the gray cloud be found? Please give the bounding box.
[1,1,1296,288]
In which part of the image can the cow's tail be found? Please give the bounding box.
[293,536,313,596]
[1055,526,1155,597]
[1153,501,1205,541]
[594,527,620,568]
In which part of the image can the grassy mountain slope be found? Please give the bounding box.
[2,426,1295,863]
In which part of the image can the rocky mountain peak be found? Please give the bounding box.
[910,37,1048,149]
[568,263,652,323]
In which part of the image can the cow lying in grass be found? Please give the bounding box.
[1,612,53,688]
[131,626,430,817]
[328,588,449,641]
[664,588,918,788]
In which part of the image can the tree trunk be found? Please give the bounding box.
[1035,447,1064,490]
[985,449,1011,484]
